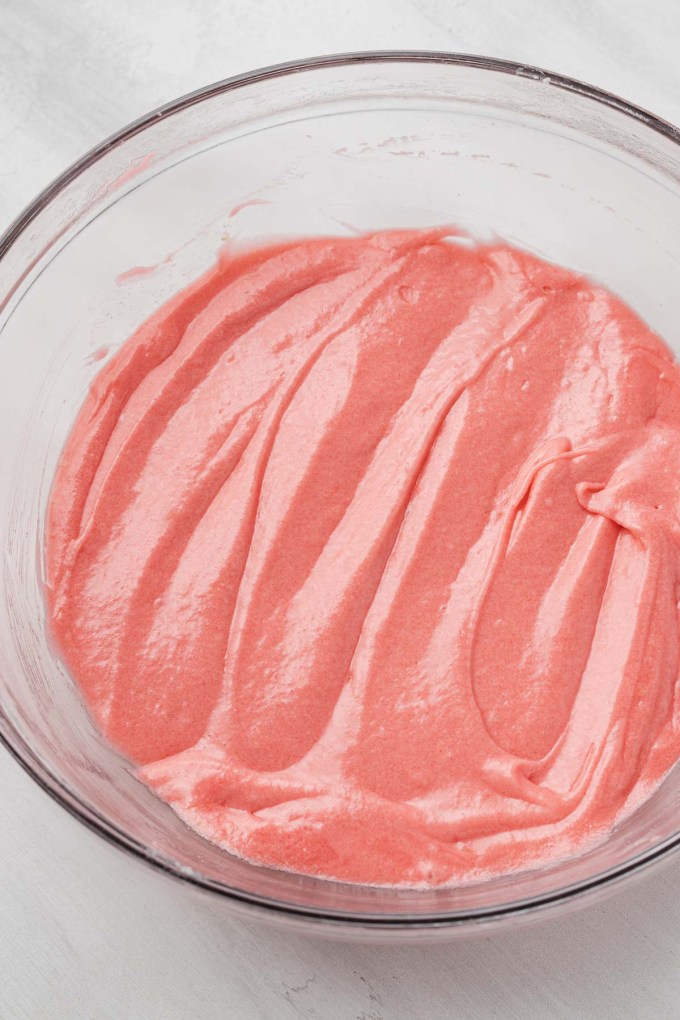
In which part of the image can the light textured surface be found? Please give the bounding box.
[2,1,680,1017]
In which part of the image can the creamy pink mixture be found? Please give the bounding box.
[46,229,680,886]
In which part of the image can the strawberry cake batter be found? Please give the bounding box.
[46,228,680,885]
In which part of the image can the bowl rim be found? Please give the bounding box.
[2,49,680,931]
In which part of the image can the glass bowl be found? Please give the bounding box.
[2,51,680,941]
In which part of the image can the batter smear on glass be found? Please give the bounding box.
[46,228,680,885]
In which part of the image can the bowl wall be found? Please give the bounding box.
[2,54,680,935]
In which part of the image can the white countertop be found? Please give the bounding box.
[2,2,680,1017]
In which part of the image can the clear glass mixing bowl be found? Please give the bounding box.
[2,52,680,940]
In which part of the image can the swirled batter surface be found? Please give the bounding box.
[47,229,680,885]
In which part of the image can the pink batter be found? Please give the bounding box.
[46,228,680,886]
